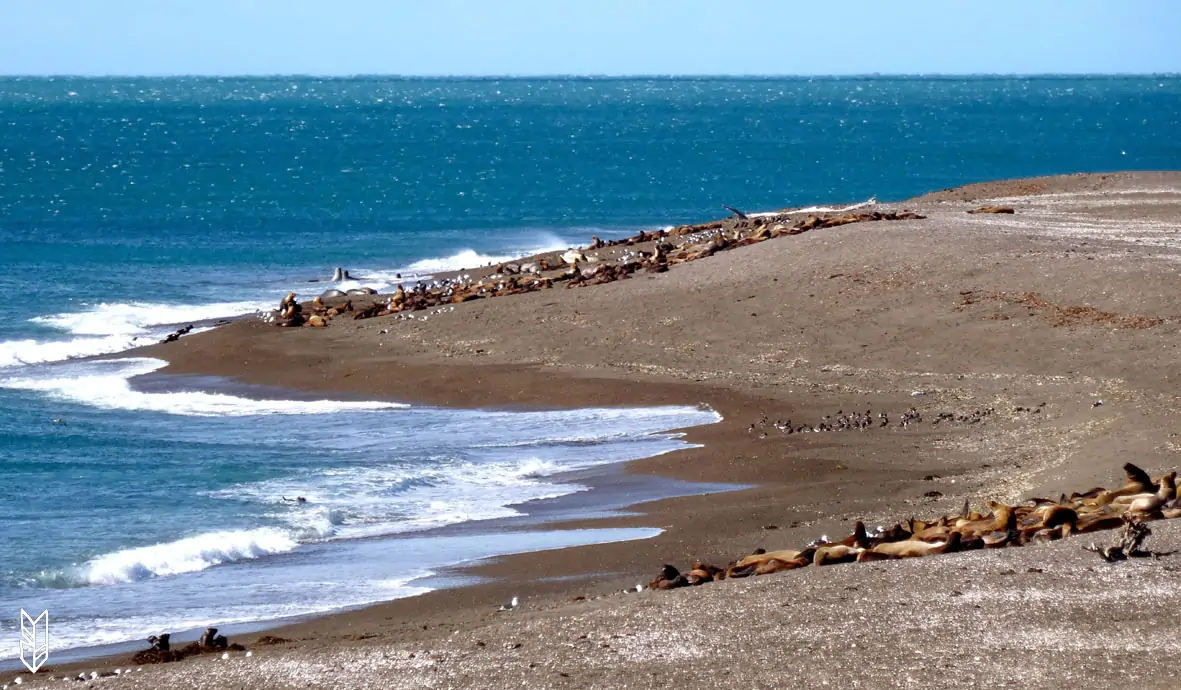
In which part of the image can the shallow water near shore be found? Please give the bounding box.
[0,363,721,660]
[1,75,1179,662]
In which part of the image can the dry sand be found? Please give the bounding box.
[9,171,1181,689]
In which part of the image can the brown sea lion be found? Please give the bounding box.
[732,548,809,569]
[1124,472,1176,517]
[753,555,812,575]
[862,532,962,560]
[813,544,862,566]
[648,564,688,590]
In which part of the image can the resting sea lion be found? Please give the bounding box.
[649,564,688,590]
[320,289,347,300]
[813,544,862,566]
[1124,472,1176,517]
[861,531,961,560]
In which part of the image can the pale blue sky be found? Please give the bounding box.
[1,1,1178,76]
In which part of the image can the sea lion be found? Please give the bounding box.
[147,633,171,652]
[813,544,862,566]
[1124,472,1176,517]
[320,289,347,300]
[648,564,688,590]
[346,287,377,296]
[753,555,811,575]
[199,627,219,647]
[862,532,962,560]
[732,548,810,569]
[1076,511,1127,534]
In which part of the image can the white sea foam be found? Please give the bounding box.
[0,358,407,416]
[404,237,571,274]
[211,455,582,541]
[0,299,269,369]
[83,528,299,585]
[0,573,434,658]
[32,300,270,337]
[747,197,877,218]
[0,334,143,369]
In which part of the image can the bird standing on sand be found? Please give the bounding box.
[498,596,519,612]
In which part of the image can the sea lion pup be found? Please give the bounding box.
[649,564,688,590]
[685,562,725,585]
[867,523,912,547]
[859,532,962,560]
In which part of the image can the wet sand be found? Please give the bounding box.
[10,171,1181,688]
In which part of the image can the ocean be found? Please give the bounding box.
[1,75,1179,662]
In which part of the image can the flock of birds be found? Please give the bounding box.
[647,462,1179,590]
[746,405,997,438]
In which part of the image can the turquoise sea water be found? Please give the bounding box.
[1,76,1179,659]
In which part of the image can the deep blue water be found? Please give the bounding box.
[0,76,1179,659]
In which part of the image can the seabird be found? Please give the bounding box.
[498,596,519,612]
[722,204,748,220]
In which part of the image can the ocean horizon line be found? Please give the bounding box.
[0,72,1177,81]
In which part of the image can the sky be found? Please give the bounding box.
[1,1,1179,76]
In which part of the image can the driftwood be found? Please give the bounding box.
[1083,516,1164,561]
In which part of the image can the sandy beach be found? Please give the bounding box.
[9,171,1181,689]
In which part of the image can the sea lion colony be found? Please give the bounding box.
[265,208,925,328]
[649,463,1179,589]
